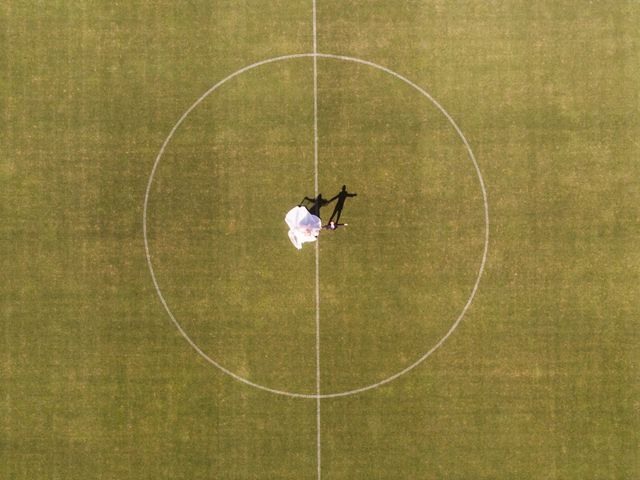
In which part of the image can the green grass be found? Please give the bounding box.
[2,1,639,479]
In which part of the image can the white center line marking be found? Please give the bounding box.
[312,2,321,479]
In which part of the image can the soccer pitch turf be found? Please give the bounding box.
[2,1,638,479]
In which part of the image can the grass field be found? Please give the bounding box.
[2,1,639,479]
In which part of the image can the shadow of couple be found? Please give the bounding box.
[298,185,357,225]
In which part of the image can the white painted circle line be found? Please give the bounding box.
[143,52,490,399]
